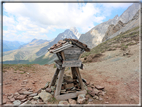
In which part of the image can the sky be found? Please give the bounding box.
[2,1,135,43]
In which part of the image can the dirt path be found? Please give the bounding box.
[2,44,140,105]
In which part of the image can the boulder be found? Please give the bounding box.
[38,90,52,103]
[77,94,86,104]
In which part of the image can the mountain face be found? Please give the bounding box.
[19,39,49,49]
[70,27,81,39]
[103,9,140,41]
[79,3,140,49]
[3,40,25,52]
[35,28,78,56]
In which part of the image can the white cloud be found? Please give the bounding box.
[3,2,132,42]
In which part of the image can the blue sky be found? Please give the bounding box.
[3,2,134,43]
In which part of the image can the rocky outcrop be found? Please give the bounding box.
[102,20,125,41]
[79,3,140,49]
[104,9,140,41]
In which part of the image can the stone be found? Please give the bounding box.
[45,82,50,88]
[29,93,37,97]
[38,90,52,103]
[99,97,103,101]
[59,101,69,105]
[22,91,33,95]
[9,97,15,102]
[68,99,77,104]
[88,102,94,104]
[77,94,86,104]
[65,83,74,89]
[3,99,7,104]
[15,95,27,100]
[14,92,20,97]
[85,94,90,100]
[105,102,109,104]
[64,76,73,83]
[46,88,52,93]
[95,85,105,90]
[33,96,39,100]
[87,86,92,92]
[51,92,54,96]
[61,85,65,90]
[21,98,27,102]
[92,88,100,95]
[13,100,21,105]
[88,98,93,102]
[93,95,99,100]
[83,82,88,90]
[51,86,56,92]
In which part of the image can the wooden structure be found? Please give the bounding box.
[48,38,90,100]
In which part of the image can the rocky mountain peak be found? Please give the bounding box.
[70,27,81,39]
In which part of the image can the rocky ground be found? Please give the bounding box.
[2,43,140,106]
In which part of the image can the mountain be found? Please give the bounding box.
[35,28,78,57]
[79,3,140,49]
[103,8,140,41]
[2,28,78,64]
[19,39,49,49]
[70,27,81,39]
[2,40,26,52]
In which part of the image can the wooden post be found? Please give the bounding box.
[49,68,60,88]
[75,67,84,90]
[71,67,77,79]
[55,67,65,96]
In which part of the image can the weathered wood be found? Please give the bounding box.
[75,67,84,90]
[55,67,65,96]
[49,68,60,87]
[54,60,62,65]
[60,51,65,60]
[71,67,77,79]
[56,53,62,61]
[52,43,73,53]
[64,49,82,54]
[62,60,81,67]
[55,90,87,100]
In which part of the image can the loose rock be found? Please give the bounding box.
[77,94,86,104]
[95,85,105,90]
[38,90,52,103]
[22,91,33,95]
[33,96,39,100]
[29,93,37,97]
[15,95,27,100]
[59,101,69,105]
[68,99,77,104]
[45,82,50,88]
[13,100,21,105]
[46,88,52,93]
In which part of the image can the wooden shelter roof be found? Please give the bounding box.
[48,38,90,53]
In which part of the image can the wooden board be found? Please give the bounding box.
[55,90,87,101]
[64,49,82,54]
[55,68,65,96]
[62,60,81,67]
[49,68,60,87]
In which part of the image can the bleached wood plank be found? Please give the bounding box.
[62,60,81,67]
[49,68,60,87]
[55,67,65,96]
[75,67,84,90]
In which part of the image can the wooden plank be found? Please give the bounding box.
[49,68,60,87]
[64,49,82,54]
[75,67,84,90]
[52,43,73,53]
[62,60,81,67]
[71,67,77,79]
[55,67,65,96]
[60,51,65,60]
[55,90,87,100]
[54,60,62,65]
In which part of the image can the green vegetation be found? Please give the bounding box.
[3,64,35,72]
[48,97,59,104]
[81,26,139,58]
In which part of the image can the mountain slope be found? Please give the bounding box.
[79,3,140,49]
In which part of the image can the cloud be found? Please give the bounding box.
[3,2,132,42]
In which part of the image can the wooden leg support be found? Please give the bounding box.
[49,68,60,88]
[71,67,77,79]
[75,67,84,90]
[55,67,65,96]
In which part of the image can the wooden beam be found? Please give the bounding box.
[49,68,60,88]
[55,67,65,96]
[62,60,81,67]
[60,51,65,60]
[75,67,84,90]
[71,67,77,79]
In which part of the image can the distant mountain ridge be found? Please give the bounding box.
[79,3,140,49]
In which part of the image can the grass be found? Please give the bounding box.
[3,64,35,72]
[81,26,139,58]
